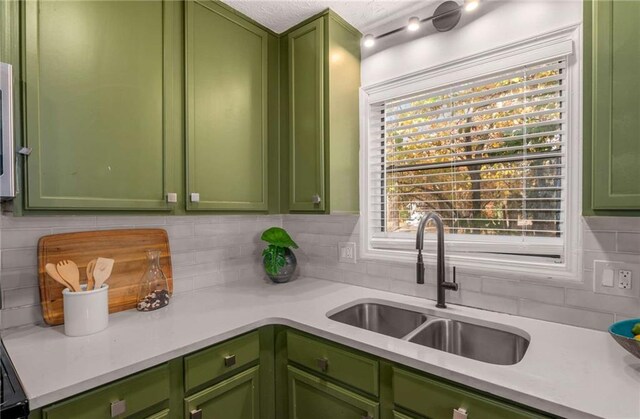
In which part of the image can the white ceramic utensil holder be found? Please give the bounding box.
[62,284,109,337]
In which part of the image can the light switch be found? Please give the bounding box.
[602,268,614,287]
[338,242,356,263]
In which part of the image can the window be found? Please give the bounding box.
[360,29,580,275]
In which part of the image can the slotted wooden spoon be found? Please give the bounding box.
[56,260,81,292]
[93,257,115,289]
[86,259,97,291]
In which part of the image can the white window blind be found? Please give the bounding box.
[367,59,567,259]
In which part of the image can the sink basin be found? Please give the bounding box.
[329,303,428,338]
[409,318,529,365]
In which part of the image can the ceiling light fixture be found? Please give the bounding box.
[465,0,480,12]
[363,0,476,48]
[407,16,421,32]
[363,34,376,48]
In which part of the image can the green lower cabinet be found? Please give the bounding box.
[392,367,547,419]
[184,366,260,419]
[287,365,379,419]
[41,364,171,419]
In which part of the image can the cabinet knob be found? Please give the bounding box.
[190,409,203,419]
[110,400,126,418]
[311,194,321,204]
[316,357,329,372]
[452,407,468,419]
[224,354,236,367]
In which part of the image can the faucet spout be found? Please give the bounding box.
[415,212,458,308]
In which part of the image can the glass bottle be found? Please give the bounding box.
[137,249,170,312]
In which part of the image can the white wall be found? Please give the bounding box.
[362,0,582,86]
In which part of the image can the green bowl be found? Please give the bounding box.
[609,318,640,359]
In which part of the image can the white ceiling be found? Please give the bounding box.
[221,0,430,34]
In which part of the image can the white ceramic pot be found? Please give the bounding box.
[62,284,109,337]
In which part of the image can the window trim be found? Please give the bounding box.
[359,23,582,281]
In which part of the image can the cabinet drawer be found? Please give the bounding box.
[184,331,259,392]
[287,331,379,396]
[42,364,169,419]
[393,367,546,419]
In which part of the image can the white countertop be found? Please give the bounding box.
[2,277,639,418]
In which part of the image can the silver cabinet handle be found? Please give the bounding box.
[316,357,329,372]
[224,354,236,367]
[190,409,203,419]
[311,194,321,204]
[453,407,468,419]
[110,400,126,418]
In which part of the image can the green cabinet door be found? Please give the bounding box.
[287,19,326,212]
[185,0,268,211]
[587,0,640,210]
[288,365,379,419]
[23,0,179,210]
[184,366,260,419]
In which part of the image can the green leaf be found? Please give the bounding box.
[262,244,287,275]
[260,227,299,249]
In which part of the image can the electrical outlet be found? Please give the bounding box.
[594,260,640,297]
[338,242,356,263]
[618,270,632,289]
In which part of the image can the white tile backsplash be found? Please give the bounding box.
[1,211,639,331]
[0,213,282,329]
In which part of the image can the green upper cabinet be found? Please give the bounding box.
[287,19,326,212]
[23,0,180,211]
[283,13,361,213]
[585,0,640,212]
[185,0,269,211]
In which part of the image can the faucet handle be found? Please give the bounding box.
[452,266,456,284]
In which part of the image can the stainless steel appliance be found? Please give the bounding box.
[1,340,29,418]
[0,62,16,199]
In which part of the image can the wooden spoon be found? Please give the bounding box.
[45,263,72,290]
[86,259,97,291]
[93,257,115,289]
[56,260,81,292]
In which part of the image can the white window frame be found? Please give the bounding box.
[359,24,582,280]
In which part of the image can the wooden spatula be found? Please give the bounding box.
[93,257,115,289]
[86,259,97,291]
[45,263,72,290]
[56,260,81,292]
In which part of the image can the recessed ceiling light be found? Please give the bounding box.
[363,34,375,48]
[407,16,421,32]
[465,0,479,12]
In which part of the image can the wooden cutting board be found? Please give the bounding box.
[38,229,173,325]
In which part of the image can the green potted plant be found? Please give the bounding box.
[261,227,299,283]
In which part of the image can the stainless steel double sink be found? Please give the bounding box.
[328,302,530,365]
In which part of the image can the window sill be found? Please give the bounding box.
[360,246,582,282]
